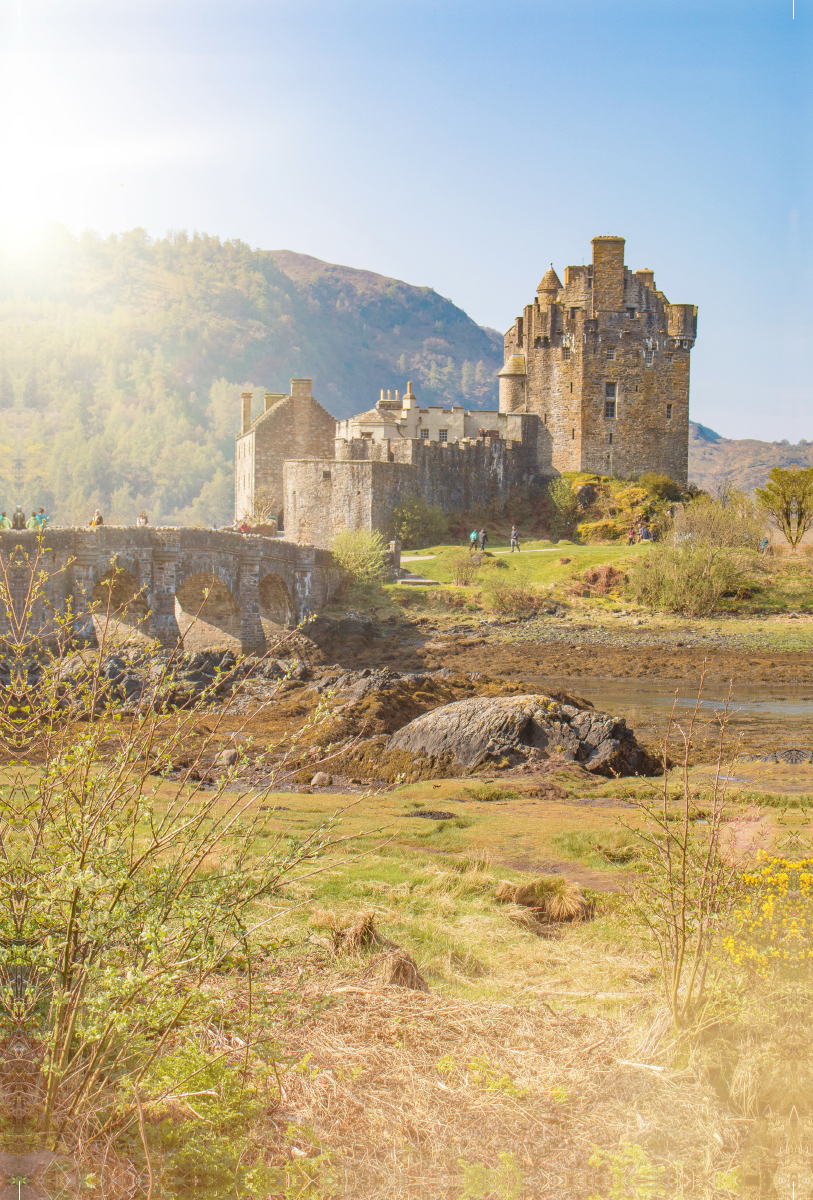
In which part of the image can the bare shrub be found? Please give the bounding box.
[623,673,741,1032]
[0,537,350,1192]
[486,583,547,617]
[450,553,481,586]
[675,491,766,550]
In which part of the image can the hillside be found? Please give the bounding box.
[688,423,813,495]
[0,228,501,525]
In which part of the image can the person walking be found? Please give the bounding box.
[0,512,11,530]
[510,525,520,552]
[88,510,104,527]
[469,529,478,553]
[627,526,635,546]
[478,527,488,551]
[11,506,24,530]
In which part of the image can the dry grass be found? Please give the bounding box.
[231,953,745,1199]
[494,876,593,924]
[361,948,430,992]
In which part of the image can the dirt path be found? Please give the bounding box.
[495,853,624,892]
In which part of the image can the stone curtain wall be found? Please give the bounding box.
[0,528,342,652]
[284,433,540,548]
[235,382,337,523]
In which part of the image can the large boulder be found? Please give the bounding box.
[387,694,656,776]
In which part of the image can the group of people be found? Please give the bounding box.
[0,506,49,530]
[468,525,522,553]
[0,508,153,530]
[627,523,654,545]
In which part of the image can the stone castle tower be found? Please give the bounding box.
[498,236,696,485]
[234,379,336,523]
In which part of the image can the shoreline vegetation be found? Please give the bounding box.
[0,504,810,1196]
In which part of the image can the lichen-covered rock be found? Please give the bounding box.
[387,694,656,776]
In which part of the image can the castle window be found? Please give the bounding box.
[666,403,673,421]
[571,429,575,439]
[570,382,573,393]
[606,349,616,361]
[562,346,571,361]
[626,307,637,318]
[570,307,578,319]
[605,382,617,399]
[605,400,617,419]
[438,429,448,442]
[544,414,547,424]
[645,350,654,366]
[322,470,332,481]
[420,429,429,439]
[608,432,613,444]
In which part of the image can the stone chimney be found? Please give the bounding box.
[264,391,286,411]
[290,379,313,398]
[241,392,252,434]
[402,381,416,410]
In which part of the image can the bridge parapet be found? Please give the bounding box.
[0,528,342,652]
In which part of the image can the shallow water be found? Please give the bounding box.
[527,675,813,753]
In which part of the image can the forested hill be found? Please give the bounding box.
[0,228,502,526]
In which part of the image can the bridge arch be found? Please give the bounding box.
[175,572,242,651]
[258,571,295,634]
[91,568,151,644]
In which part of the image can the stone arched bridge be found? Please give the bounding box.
[0,527,343,652]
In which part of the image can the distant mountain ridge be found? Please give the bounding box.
[688,422,813,494]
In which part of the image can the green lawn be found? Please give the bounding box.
[400,539,652,591]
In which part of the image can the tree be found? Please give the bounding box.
[330,528,387,587]
[756,465,813,550]
[547,477,579,538]
[391,495,448,549]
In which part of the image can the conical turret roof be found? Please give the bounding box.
[497,355,526,377]
[537,265,562,293]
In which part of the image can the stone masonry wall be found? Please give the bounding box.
[235,381,336,522]
[284,432,541,548]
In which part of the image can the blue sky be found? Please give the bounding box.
[1,0,809,440]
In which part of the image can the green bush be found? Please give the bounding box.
[639,471,683,502]
[576,519,623,543]
[391,494,449,548]
[330,528,387,587]
[627,540,748,616]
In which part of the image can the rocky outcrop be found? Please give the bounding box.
[387,694,656,776]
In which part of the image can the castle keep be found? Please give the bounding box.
[235,236,696,547]
[499,235,696,484]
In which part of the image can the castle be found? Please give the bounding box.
[235,236,696,547]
